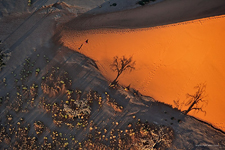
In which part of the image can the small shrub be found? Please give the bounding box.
[110,3,117,6]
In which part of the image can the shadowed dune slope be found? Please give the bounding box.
[63,0,225,30]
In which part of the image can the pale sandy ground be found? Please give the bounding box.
[59,0,225,132]
[0,0,225,149]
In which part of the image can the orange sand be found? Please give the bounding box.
[60,15,225,131]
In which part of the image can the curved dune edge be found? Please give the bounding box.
[63,0,225,31]
[59,15,225,132]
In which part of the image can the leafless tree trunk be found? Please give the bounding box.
[110,56,135,85]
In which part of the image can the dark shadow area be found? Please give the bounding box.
[63,0,225,31]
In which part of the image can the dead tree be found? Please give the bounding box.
[183,83,208,115]
[110,56,135,86]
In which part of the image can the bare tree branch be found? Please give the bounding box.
[183,83,208,115]
[110,56,136,87]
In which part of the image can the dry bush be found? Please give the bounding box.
[30,83,38,98]
[34,121,45,135]
[106,100,123,112]
[105,93,123,112]
[63,98,91,119]
[128,123,174,150]
[41,68,71,97]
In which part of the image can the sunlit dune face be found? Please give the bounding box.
[60,15,225,131]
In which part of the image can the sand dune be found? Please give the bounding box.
[60,15,225,131]
[0,1,225,149]
[64,0,225,30]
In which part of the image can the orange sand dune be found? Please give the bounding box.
[60,15,225,131]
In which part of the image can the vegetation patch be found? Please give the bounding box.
[0,53,175,149]
[34,121,45,135]
[82,120,174,149]
[41,67,71,97]
[105,92,123,112]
